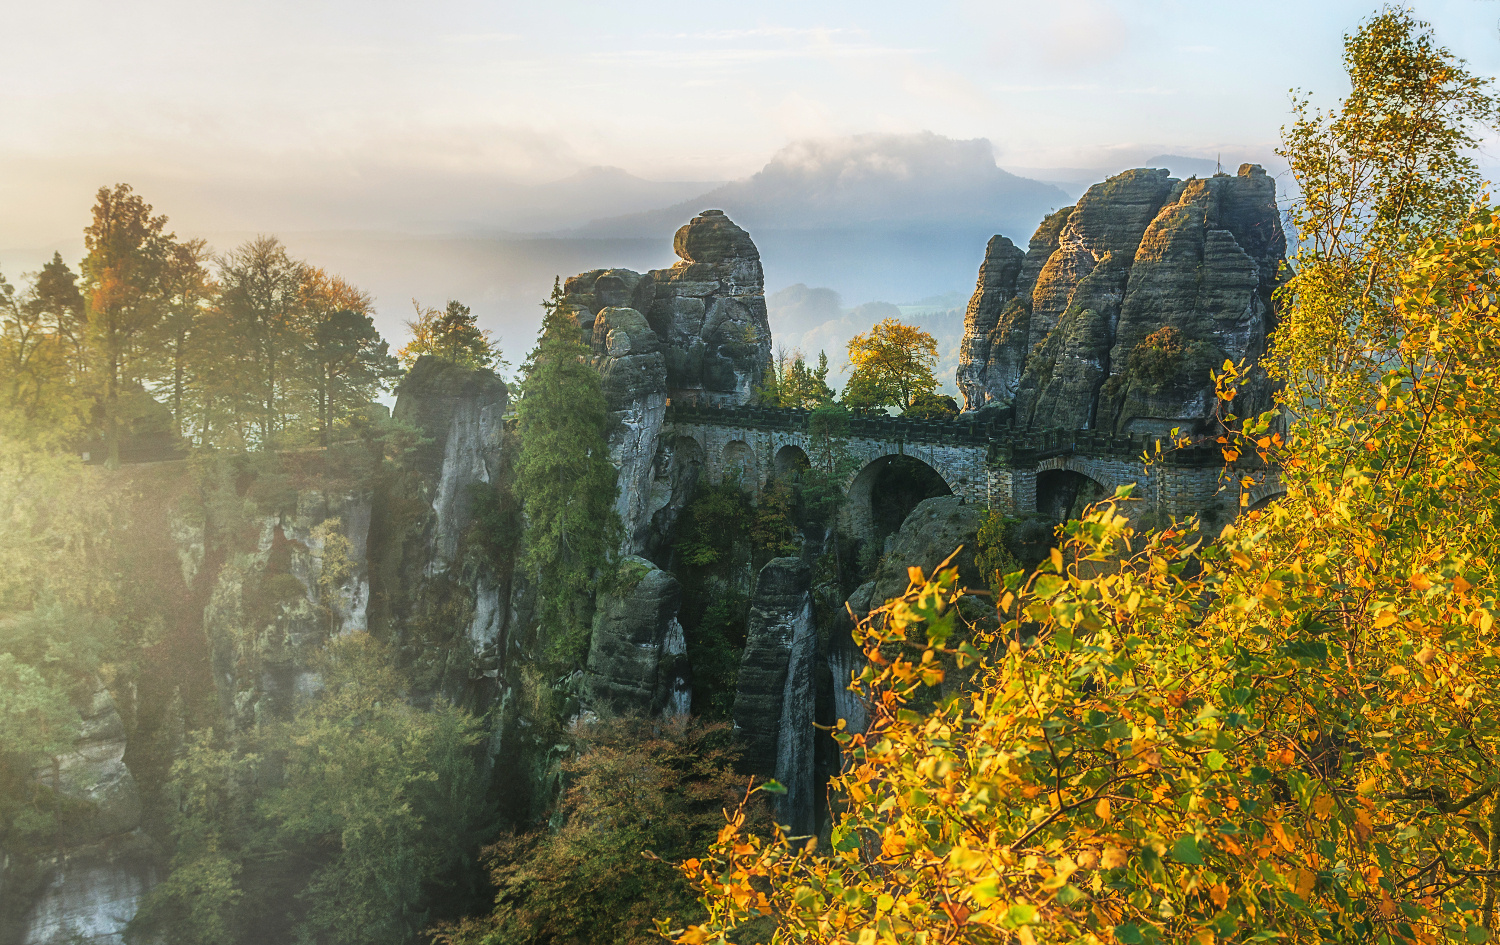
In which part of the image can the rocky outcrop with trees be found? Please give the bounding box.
[956,164,1286,435]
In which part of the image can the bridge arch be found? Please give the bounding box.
[846,453,956,550]
[1033,456,1131,522]
[1243,484,1287,513]
[1036,469,1107,522]
[773,444,810,481]
[719,440,758,492]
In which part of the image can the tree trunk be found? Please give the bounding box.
[106,340,120,468]
[173,330,186,439]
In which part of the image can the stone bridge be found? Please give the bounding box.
[663,403,1279,544]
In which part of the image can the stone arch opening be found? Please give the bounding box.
[848,454,953,549]
[1036,468,1108,522]
[720,440,758,492]
[1244,489,1287,515]
[773,444,810,481]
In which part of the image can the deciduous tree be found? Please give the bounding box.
[79,184,173,464]
[844,318,938,412]
[301,269,397,446]
[1268,10,1497,414]
[216,236,308,447]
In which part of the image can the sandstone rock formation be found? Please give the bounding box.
[733,558,817,835]
[368,355,510,661]
[583,557,690,717]
[562,210,772,407]
[857,496,986,611]
[591,305,669,556]
[203,488,373,733]
[561,211,771,557]
[10,680,159,945]
[956,165,1285,434]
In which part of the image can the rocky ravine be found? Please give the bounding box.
[956,164,1286,435]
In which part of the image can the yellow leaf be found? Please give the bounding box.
[1100,846,1127,869]
[1313,794,1335,819]
[1410,573,1433,591]
[1355,809,1374,842]
[1231,551,1252,569]
[1271,821,1296,852]
[1372,611,1398,629]
[1095,798,1112,823]
[1050,547,1063,571]
[1455,575,1472,593]
[907,566,924,586]
[1210,883,1230,908]
[1295,868,1316,898]
[676,927,710,944]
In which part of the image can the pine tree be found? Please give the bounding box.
[397,300,500,371]
[514,280,620,662]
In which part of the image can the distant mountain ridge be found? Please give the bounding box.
[573,132,1070,239]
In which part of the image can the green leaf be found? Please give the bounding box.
[759,779,787,795]
[1114,922,1145,944]
[1002,903,1038,928]
[1034,574,1067,599]
[1171,834,1205,865]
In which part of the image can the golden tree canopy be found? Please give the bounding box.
[844,318,939,412]
[678,208,1500,945]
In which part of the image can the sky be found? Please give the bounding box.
[4,0,1500,353]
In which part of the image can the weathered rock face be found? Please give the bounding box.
[4,680,159,945]
[584,557,689,717]
[387,356,508,570]
[203,489,373,733]
[562,211,772,408]
[591,306,669,556]
[652,211,772,404]
[368,356,511,670]
[733,558,817,834]
[956,165,1285,434]
[863,496,985,609]
[14,836,158,945]
[561,212,771,556]
[955,235,1028,409]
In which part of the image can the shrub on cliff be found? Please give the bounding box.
[433,718,758,945]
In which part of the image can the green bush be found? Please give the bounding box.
[432,718,759,945]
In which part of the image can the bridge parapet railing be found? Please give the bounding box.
[663,403,1227,466]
